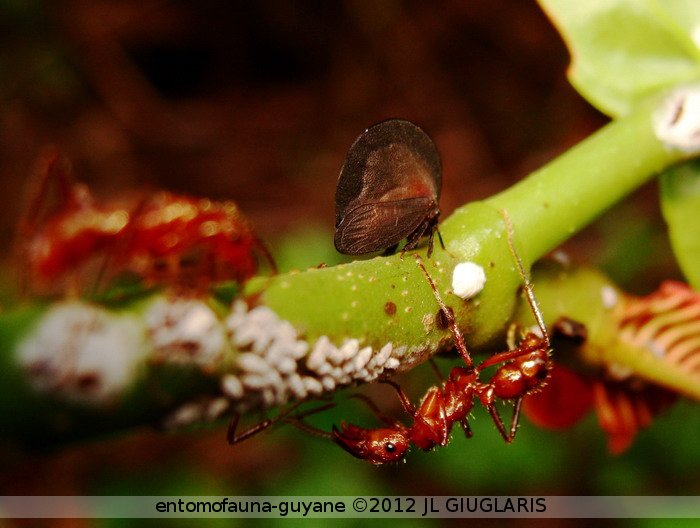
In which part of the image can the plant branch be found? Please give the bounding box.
[1,90,697,448]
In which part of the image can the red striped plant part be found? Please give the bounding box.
[523,281,699,454]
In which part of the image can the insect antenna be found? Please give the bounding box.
[349,394,404,427]
[379,379,417,415]
[500,209,550,347]
[227,400,324,445]
[282,402,338,440]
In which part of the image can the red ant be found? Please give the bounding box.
[17,149,275,294]
[294,210,552,464]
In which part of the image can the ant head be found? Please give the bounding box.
[332,422,410,464]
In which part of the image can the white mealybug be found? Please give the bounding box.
[222,300,406,410]
[17,301,145,405]
[653,84,700,154]
[146,297,226,368]
[451,261,487,300]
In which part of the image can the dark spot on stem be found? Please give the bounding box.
[76,372,100,390]
[435,306,453,330]
[669,100,684,126]
[552,317,588,345]
[384,301,397,316]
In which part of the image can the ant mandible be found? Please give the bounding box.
[301,209,552,464]
[17,149,276,294]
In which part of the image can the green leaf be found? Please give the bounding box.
[660,160,700,288]
[538,0,700,117]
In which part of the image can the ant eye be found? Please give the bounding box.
[385,442,396,453]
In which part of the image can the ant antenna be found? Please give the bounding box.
[228,400,334,444]
[499,209,549,347]
[349,394,405,427]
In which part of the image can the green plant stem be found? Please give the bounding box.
[486,97,681,266]
[256,94,690,352]
[1,92,696,448]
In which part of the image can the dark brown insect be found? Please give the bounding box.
[334,119,442,256]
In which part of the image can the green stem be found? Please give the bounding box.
[486,97,682,266]
[258,93,690,351]
[1,91,696,448]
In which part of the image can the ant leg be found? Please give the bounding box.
[16,150,76,295]
[254,238,278,274]
[509,397,524,439]
[475,341,544,373]
[436,227,446,252]
[415,255,474,369]
[485,403,514,443]
[382,243,400,257]
[292,401,337,420]
[229,401,336,445]
[460,417,474,439]
[227,412,274,445]
[286,417,334,440]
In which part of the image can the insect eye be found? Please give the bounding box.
[385,442,396,453]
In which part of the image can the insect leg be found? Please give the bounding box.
[402,211,439,256]
[16,150,76,295]
[381,243,400,256]
[415,255,474,368]
[487,398,524,443]
[460,417,474,439]
[254,237,278,274]
[485,403,515,443]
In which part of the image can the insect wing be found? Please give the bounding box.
[334,195,437,254]
[335,119,441,254]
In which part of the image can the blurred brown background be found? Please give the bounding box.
[0,0,606,260]
[5,2,696,525]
